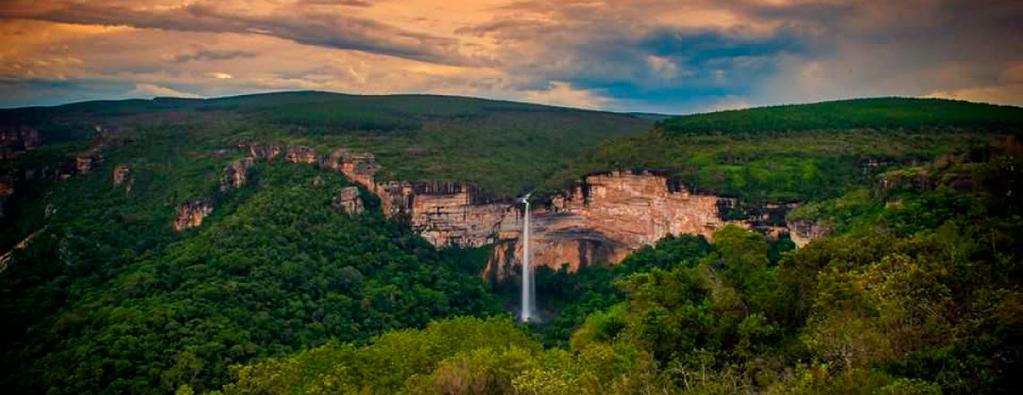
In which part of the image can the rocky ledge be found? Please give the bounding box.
[237,142,802,279]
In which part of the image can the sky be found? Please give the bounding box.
[0,0,1021,113]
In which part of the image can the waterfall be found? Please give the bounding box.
[520,193,535,322]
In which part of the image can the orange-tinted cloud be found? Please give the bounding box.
[0,0,1020,110]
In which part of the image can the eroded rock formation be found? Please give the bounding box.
[335,186,365,215]
[0,176,13,218]
[173,200,213,231]
[285,145,319,164]
[786,219,834,248]
[112,164,132,193]
[239,142,794,279]
[221,158,255,192]
[0,126,41,159]
[485,170,729,278]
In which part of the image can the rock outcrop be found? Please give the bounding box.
[0,176,13,218]
[485,170,728,278]
[406,183,511,248]
[239,142,777,279]
[112,164,132,193]
[221,158,255,192]
[335,186,365,215]
[786,219,833,248]
[285,146,320,164]
[0,126,41,159]
[173,200,213,231]
[245,143,282,160]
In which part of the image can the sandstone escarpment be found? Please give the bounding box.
[237,142,781,278]
[485,170,728,278]
[786,219,833,248]
[174,200,213,231]
[221,158,255,192]
[285,146,320,164]
[245,143,282,160]
[0,176,13,218]
[335,186,365,215]
[113,164,132,193]
[406,183,512,248]
[0,126,41,159]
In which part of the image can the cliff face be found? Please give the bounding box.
[113,164,132,193]
[484,171,728,278]
[786,219,833,248]
[0,126,41,159]
[238,143,791,279]
[335,186,365,215]
[173,200,213,231]
[221,158,255,192]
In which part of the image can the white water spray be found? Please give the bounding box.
[520,193,535,322]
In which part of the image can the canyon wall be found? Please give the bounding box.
[239,143,789,278]
[484,170,729,278]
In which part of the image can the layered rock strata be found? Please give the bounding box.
[238,143,789,278]
[221,158,255,192]
[335,186,365,215]
[786,220,834,248]
[485,170,728,278]
[113,164,132,193]
[173,200,213,231]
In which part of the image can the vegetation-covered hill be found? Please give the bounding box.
[555,98,1023,203]
[660,97,1023,134]
[2,93,1022,394]
[2,91,653,197]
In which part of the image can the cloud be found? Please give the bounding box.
[0,0,480,65]
[207,72,233,80]
[130,83,201,98]
[171,48,257,63]
[0,0,1021,111]
[521,81,611,109]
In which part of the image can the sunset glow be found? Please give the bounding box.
[1,0,1020,111]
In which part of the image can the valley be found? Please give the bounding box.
[1,92,1021,394]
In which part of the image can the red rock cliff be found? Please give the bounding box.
[241,143,747,278]
[484,170,728,278]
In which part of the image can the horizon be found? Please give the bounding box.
[1,1,1021,113]
[3,89,1020,116]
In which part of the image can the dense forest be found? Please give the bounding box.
[2,93,1022,394]
[224,142,1023,394]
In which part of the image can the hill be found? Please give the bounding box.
[660,97,1023,134]
[554,98,1023,203]
[1,93,1021,393]
[2,91,655,197]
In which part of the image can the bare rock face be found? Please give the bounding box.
[0,177,13,219]
[786,219,833,248]
[112,164,132,192]
[406,183,510,248]
[322,149,379,189]
[285,145,320,164]
[335,186,365,215]
[485,170,728,277]
[243,142,282,160]
[0,126,41,159]
[75,154,97,174]
[221,157,255,192]
[238,143,741,279]
[173,200,213,231]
